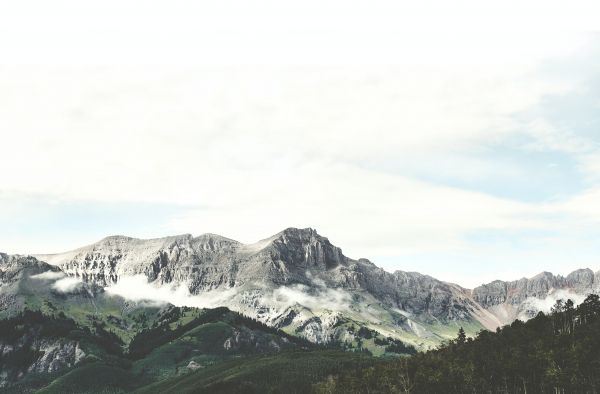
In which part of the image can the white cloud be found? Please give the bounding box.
[31,270,65,280]
[30,269,83,293]
[52,277,83,293]
[519,289,589,320]
[104,275,354,314]
[104,275,239,308]
[104,275,379,332]
[0,65,567,204]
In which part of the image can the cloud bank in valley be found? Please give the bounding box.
[31,270,83,293]
[521,289,588,317]
[104,275,240,309]
[103,275,356,319]
[31,270,65,280]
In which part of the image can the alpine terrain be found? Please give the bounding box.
[1,228,600,392]
[33,227,600,350]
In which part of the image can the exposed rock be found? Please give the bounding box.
[473,270,600,309]
[223,327,282,352]
[27,340,85,373]
[0,334,85,387]
[186,360,203,370]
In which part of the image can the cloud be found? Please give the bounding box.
[104,275,357,323]
[519,289,589,320]
[52,277,83,293]
[31,270,65,280]
[104,276,239,308]
[271,284,353,313]
[30,269,83,293]
[0,2,593,66]
[0,65,566,205]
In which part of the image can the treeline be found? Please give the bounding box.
[315,294,600,394]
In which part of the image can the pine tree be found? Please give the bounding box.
[457,327,466,345]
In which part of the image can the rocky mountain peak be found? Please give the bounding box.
[98,235,137,243]
[473,267,600,312]
[264,227,323,247]
[0,253,59,286]
[92,234,195,250]
[566,268,596,289]
[265,227,347,270]
[530,271,557,281]
[193,233,241,252]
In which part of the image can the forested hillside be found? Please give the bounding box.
[314,294,600,393]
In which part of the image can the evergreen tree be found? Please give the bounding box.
[456,327,466,345]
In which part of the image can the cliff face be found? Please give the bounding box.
[0,336,86,387]
[472,269,600,309]
[0,253,60,284]
[46,229,344,289]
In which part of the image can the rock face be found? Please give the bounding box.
[472,270,600,308]
[0,309,87,388]
[0,253,60,285]
[42,229,351,291]
[0,337,85,387]
[0,253,64,316]
[472,269,600,323]
[222,327,282,352]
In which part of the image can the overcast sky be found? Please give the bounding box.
[1,0,600,287]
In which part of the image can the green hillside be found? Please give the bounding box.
[134,351,374,394]
[0,304,324,393]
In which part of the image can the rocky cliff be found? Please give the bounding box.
[472,269,600,323]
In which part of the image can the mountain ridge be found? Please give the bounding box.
[31,227,599,298]
[16,227,600,349]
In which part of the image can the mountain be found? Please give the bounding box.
[472,268,600,325]
[26,227,600,350]
[3,228,600,392]
[35,228,492,350]
[0,254,323,392]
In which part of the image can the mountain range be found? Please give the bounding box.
[23,227,599,350]
[2,227,600,391]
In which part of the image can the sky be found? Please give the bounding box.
[1,0,600,287]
